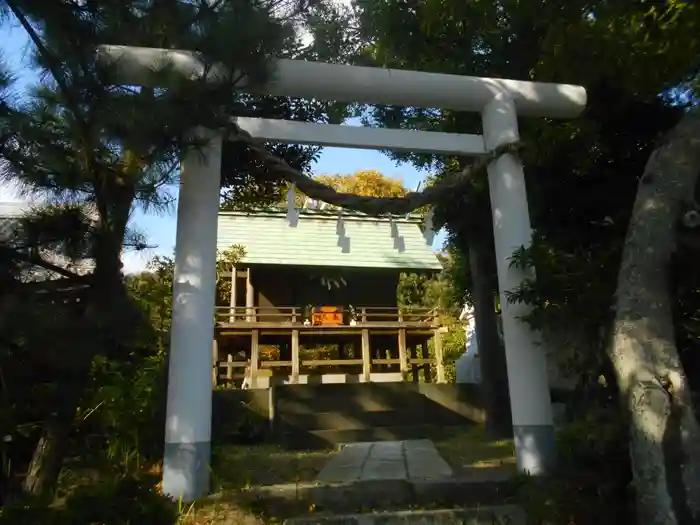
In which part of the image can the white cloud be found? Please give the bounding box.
[121,249,153,275]
[0,181,26,203]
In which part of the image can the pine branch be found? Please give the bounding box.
[4,1,90,141]
[227,122,522,215]
[1,243,87,281]
[10,275,90,295]
[180,0,225,30]
[16,250,86,280]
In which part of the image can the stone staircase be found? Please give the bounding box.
[273,383,483,449]
[212,382,572,449]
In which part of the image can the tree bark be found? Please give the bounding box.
[469,197,512,438]
[608,107,700,525]
[22,367,89,497]
[22,418,71,497]
[23,188,136,498]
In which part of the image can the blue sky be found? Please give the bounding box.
[0,19,443,273]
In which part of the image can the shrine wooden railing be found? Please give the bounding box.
[214,355,438,383]
[214,305,437,326]
[216,306,300,323]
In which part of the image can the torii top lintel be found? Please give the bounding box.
[97,45,587,119]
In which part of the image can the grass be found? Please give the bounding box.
[178,499,267,525]
[204,426,516,493]
[433,425,517,474]
[210,443,334,490]
[51,429,515,524]
[49,443,332,524]
[178,443,334,524]
[182,427,517,523]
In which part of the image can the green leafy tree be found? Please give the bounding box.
[83,245,245,468]
[313,170,451,313]
[354,0,700,522]
[0,0,344,497]
[316,169,408,198]
[354,0,519,437]
[314,170,464,377]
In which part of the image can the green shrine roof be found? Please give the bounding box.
[217,209,442,271]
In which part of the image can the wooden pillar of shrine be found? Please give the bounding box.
[211,338,219,387]
[250,329,260,388]
[434,329,445,383]
[361,329,371,382]
[291,329,300,384]
[398,328,408,381]
[228,266,237,322]
[246,267,255,322]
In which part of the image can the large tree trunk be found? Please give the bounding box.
[23,188,136,498]
[456,153,512,438]
[22,366,89,497]
[23,414,73,496]
[469,194,512,438]
[469,238,512,437]
[609,107,700,525]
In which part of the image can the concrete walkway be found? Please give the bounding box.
[317,439,453,483]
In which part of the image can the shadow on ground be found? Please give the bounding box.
[196,473,524,523]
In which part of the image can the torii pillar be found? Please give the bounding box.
[483,93,555,473]
[163,129,222,501]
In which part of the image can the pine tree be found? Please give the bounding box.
[0,0,342,496]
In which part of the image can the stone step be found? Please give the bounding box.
[274,383,422,399]
[316,440,454,483]
[274,384,450,410]
[274,385,486,429]
[232,474,518,517]
[279,409,473,431]
[279,424,474,449]
[283,506,526,525]
[276,393,440,415]
[277,398,405,415]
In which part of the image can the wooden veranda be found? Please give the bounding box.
[212,305,447,388]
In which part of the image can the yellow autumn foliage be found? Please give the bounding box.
[315,170,408,198]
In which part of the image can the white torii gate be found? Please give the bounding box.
[98,45,587,501]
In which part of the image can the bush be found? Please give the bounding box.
[60,474,178,525]
[515,408,634,525]
[82,353,167,467]
[556,408,628,469]
[0,475,178,525]
[216,400,270,444]
[212,390,272,445]
[0,496,59,525]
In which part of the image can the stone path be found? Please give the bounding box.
[249,439,524,524]
[316,439,453,483]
